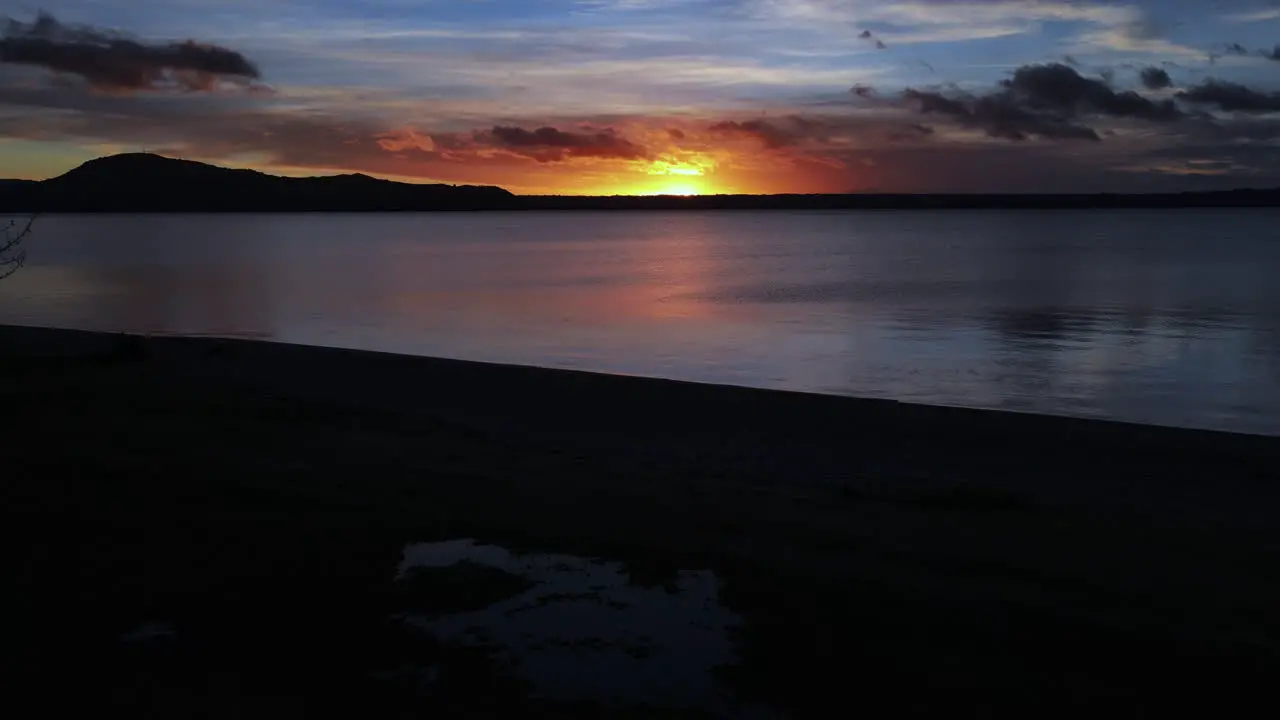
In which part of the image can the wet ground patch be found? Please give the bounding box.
[389,539,763,716]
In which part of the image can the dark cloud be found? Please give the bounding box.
[708,112,951,153]
[857,29,887,50]
[1179,113,1280,144]
[1177,80,1280,113]
[851,84,875,98]
[1264,45,1280,62]
[885,123,935,142]
[900,63,1183,143]
[667,127,685,140]
[708,119,797,148]
[0,12,260,92]
[904,87,1102,141]
[1140,67,1173,90]
[1209,42,1252,64]
[1004,64,1182,122]
[480,125,649,162]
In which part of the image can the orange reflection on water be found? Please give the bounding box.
[361,217,728,327]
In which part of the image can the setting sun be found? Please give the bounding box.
[627,158,714,195]
[643,182,702,196]
[585,156,722,196]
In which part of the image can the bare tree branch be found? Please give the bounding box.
[0,215,35,281]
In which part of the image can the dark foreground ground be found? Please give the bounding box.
[5,325,1279,717]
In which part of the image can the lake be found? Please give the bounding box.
[2,210,1278,435]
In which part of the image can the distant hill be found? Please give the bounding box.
[1,153,1278,212]
[0,154,514,212]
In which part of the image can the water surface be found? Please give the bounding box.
[2,210,1277,434]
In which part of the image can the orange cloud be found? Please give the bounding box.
[376,128,435,153]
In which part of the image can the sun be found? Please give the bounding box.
[643,182,702,196]
[633,158,713,195]
[588,157,719,196]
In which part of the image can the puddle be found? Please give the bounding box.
[394,539,747,713]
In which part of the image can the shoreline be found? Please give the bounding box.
[6,322,1275,461]
[7,323,1280,716]
[6,321,1273,431]
[9,200,1280,213]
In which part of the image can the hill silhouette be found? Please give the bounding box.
[1,153,1279,212]
[0,154,514,212]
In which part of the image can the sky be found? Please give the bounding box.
[3,1,1280,194]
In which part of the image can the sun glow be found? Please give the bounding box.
[631,158,712,195]
[641,182,702,196]
[647,158,711,177]
[582,155,727,196]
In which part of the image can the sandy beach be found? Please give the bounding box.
[5,323,1279,717]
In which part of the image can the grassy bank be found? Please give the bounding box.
[5,325,1279,717]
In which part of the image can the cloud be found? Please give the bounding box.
[1264,44,1280,61]
[376,128,436,153]
[9,4,1280,193]
[1006,64,1182,122]
[701,111,952,158]
[900,62,1183,142]
[903,87,1102,141]
[1208,41,1253,63]
[478,125,651,161]
[886,122,936,142]
[1177,80,1280,113]
[0,12,261,92]
[1062,4,1203,59]
[743,0,1155,50]
[1223,7,1280,24]
[765,0,1137,29]
[709,119,798,148]
[1139,66,1173,90]
[857,29,887,50]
